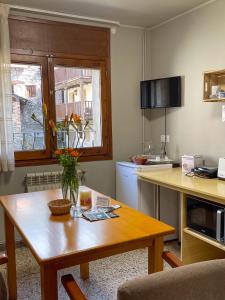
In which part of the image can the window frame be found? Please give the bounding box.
[12,54,52,162]
[12,55,112,166]
[50,57,109,157]
[9,16,112,167]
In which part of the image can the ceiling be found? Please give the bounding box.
[2,0,211,27]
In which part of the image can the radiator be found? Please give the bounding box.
[25,171,62,192]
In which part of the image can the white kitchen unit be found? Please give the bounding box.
[116,161,179,240]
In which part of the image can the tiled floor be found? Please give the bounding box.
[0,240,180,300]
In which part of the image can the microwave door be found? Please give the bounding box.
[187,196,225,241]
[216,209,224,243]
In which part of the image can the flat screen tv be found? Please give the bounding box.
[140,76,181,109]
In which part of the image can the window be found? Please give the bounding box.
[54,63,102,149]
[11,56,51,161]
[26,85,37,98]
[9,16,112,165]
[11,63,45,152]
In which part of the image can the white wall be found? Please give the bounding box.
[146,0,225,165]
[0,26,144,242]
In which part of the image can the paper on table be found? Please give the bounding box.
[96,195,110,207]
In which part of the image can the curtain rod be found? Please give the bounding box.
[9,4,121,28]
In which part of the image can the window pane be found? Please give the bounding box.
[54,66,102,149]
[11,63,45,151]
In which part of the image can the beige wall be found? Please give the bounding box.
[0,26,143,242]
[147,0,225,165]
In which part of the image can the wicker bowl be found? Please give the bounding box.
[48,199,72,215]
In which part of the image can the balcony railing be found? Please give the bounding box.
[56,101,93,121]
[13,132,45,151]
[13,126,97,151]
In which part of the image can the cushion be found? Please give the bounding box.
[118,259,225,300]
[0,272,7,300]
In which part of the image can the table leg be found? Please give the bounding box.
[148,236,164,274]
[154,184,161,220]
[80,263,89,280]
[40,266,58,300]
[5,212,17,300]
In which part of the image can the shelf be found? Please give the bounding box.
[183,227,225,251]
[203,69,225,102]
[203,98,225,102]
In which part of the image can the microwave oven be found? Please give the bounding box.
[187,196,225,243]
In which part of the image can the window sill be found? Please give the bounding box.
[15,153,113,167]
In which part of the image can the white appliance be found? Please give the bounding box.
[218,158,225,179]
[181,155,203,173]
[116,161,179,241]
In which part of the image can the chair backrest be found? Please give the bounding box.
[0,272,7,300]
[117,259,225,300]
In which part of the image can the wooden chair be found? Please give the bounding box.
[0,254,8,300]
[61,251,182,300]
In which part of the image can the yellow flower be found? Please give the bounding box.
[49,120,58,133]
[70,113,74,121]
[42,103,47,118]
[63,115,69,127]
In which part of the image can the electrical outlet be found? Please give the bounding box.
[160,135,165,142]
[222,105,225,122]
[160,135,170,143]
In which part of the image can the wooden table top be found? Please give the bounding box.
[137,167,225,204]
[0,188,174,265]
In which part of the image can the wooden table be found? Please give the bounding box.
[0,188,174,300]
[137,168,225,265]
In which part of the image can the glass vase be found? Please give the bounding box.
[61,163,82,217]
[62,184,78,205]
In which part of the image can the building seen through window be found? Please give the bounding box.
[11,63,45,151]
[54,66,102,149]
[11,64,102,151]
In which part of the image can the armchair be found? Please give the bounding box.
[61,251,182,300]
[62,251,225,300]
[0,254,7,300]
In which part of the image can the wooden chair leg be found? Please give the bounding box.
[162,251,183,268]
[61,274,87,300]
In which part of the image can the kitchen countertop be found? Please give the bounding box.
[137,167,225,205]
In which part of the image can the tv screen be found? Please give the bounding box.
[140,76,181,109]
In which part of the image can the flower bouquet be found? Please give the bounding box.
[32,104,89,216]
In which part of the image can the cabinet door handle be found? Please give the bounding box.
[216,209,224,242]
